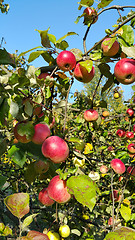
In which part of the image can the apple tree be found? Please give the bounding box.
[0,0,135,239]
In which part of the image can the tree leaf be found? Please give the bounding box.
[0,49,16,67]
[84,143,93,154]
[101,76,114,94]
[79,60,93,73]
[55,40,69,50]
[118,25,134,47]
[26,230,49,240]
[79,0,94,8]
[104,226,135,240]
[28,50,45,63]
[4,193,30,219]
[22,214,39,231]
[122,46,135,59]
[98,0,113,9]
[119,204,131,222]
[0,175,7,189]
[9,100,19,117]
[67,175,98,211]
[36,29,52,48]
[56,32,78,44]
[8,145,27,168]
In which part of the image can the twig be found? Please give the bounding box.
[110,169,115,231]
[98,5,135,17]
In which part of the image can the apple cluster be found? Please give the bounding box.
[14,121,69,164]
[38,175,71,206]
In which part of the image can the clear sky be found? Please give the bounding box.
[0,0,135,100]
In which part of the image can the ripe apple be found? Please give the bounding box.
[47,231,60,240]
[83,7,98,25]
[107,146,113,151]
[47,175,71,203]
[110,190,121,202]
[126,131,134,139]
[84,109,99,122]
[116,129,126,138]
[126,108,134,116]
[133,124,135,132]
[42,136,69,163]
[34,160,49,174]
[74,63,95,83]
[114,92,120,99]
[33,105,42,116]
[32,123,51,145]
[102,111,109,117]
[59,225,70,238]
[56,50,76,72]
[101,38,120,57]
[37,72,49,80]
[100,165,109,174]
[14,121,34,143]
[110,158,125,174]
[127,166,135,176]
[114,58,135,85]
[127,143,135,154]
[38,188,55,206]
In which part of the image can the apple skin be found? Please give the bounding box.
[34,160,49,174]
[102,111,109,117]
[56,50,76,72]
[84,109,99,122]
[100,165,109,174]
[110,190,121,202]
[32,123,51,145]
[33,105,42,116]
[74,63,95,83]
[126,108,134,116]
[14,121,33,143]
[116,129,126,138]
[37,72,49,80]
[59,225,70,238]
[101,38,120,57]
[47,231,60,240]
[114,58,135,85]
[127,166,135,176]
[110,158,125,174]
[127,143,135,154]
[42,136,69,163]
[83,7,98,25]
[114,92,119,99]
[126,131,134,139]
[133,125,135,132]
[47,175,71,204]
[38,188,55,206]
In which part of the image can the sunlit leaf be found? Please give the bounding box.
[22,214,39,231]
[98,0,113,9]
[122,46,135,59]
[119,204,131,222]
[118,25,134,47]
[4,193,30,219]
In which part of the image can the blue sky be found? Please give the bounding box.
[0,0,135,100]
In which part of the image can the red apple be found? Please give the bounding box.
[84,109,99,122]
[127,166,135,176]
[114,58,135,85]
[116,129,126,138]
[126,108,134,116]
[38,188,55,206]
[32,123,51,145]
[47,175,71,203]
[37,72,49,80]
[34,160,49,174]
[133,125,135,132]
[14,121,34,143]
[126,131,134,139]
[101,38,119,57]
[110,190,121,202]
[83,7,98,25]
[74,63,95,83]
[127,143,135,154]
[100,165,109,174]
[110,158,125,174]
[33,105,42,116]
[107,146,113,151]
[41,136,69,163]
[56,50,76,72]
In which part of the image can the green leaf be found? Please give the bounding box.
[24,101,33,117]
[4,193,30,219]
[18,46,42,58]
[0,175,7,189]
[0,138,7,156]
[45,86,51,98]
[56,32,78,44]
[122,46,135,59]
[0,49,16,67]
[48,33,57,44]
[118,25,134,47]
[67,175,98,211]
[55,40,69,50]
[28,50,45,63]
[79,60,93,73]
[119,204,131,222]
[101,37,116,50]
[8,146,27,168]
[70,48,83,61]
[36,29,51,48]
[104,227,135,240]
[9,100,19,117]
[17,122,35,140]
[98,63,112,78]
[98,0,113,9]
[89,50,102,60]
[101,76,114,95]
[22,214,39,231]
[79,0,94,8]
[0,98,10,125]
[41,51,55,64]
